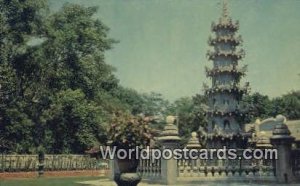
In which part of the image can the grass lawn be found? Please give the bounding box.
[0,176,102,186]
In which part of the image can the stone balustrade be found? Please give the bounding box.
[137,152,161,179]
[0,154,102,172]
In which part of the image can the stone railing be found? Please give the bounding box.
[43,154,101,171]
[0,154,38,172]
[0,154,106,172]
[137,152,161,179]
[292,148,300,177]
[177,154,275,178]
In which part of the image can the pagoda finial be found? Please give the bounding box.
[222,0,229,18]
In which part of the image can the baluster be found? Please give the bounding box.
[148,158,152,178]
[15,155,18,172]
[9,155,12,172]
[187,159,192,176]
[225,166,228,176]
[158,158,161,178]
[211,166,215,177]
[200,159,206,177]
[151,158,155,178]
[184,159,188,176]
[204,166,208,177]
[145,159,149,178]
[238,158,242,176]
[154,158,158,178]
[1,154,4,172]
[141,159,145,176]
[177,159,182,176]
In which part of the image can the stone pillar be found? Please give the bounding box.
[270,115,295,183]
[158,116,181,185]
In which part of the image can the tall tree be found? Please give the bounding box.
[0,2,119,153]
[0,0,48,153]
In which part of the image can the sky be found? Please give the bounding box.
[50,0,300,101]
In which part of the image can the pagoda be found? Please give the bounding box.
[202,1,250,148]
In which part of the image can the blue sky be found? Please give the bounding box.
[50,0,300,101]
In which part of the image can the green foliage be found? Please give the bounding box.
[166,94,207,144]
[0,0,48,153]
[40,89,108,153]
[270,91,300,120]
[241,91,300,122]
[0,2,120,154]
[42,3,118,96]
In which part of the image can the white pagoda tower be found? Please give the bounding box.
[203,1,250,148]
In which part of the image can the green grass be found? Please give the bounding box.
[0,176,101,186]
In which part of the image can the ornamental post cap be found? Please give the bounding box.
[166,116,176,124]
[275,114,286,123]
[186,131,201,149]
[273,123,291,136]
[191,132,197,138]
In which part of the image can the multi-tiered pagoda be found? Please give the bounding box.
[202,1,250,148]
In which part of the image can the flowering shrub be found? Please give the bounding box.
[108,112,154,149]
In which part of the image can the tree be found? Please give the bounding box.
[41,89,108,153]
[0,0,48,153]
[41,3,118,96]
[0,2,119,153]
[241,92,272,122]
[35,4,118,153]
[166,94,207,145]
[270,91,300,120]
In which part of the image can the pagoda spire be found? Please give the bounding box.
[222,0,229,18]
[222,0,229,19]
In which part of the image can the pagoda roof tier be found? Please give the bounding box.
[205,109,245,117]
[208,35,242,46]
[205,65,247,77]
[205,104,249,113]
[203,82,250,95]
[211,19,239,32]
[206,49,245,61]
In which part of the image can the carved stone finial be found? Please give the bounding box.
[158,116,181,142]
[191,132,197,138]
[275,114,286,123]
[166,115,176,124]
[186,132,201,149]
